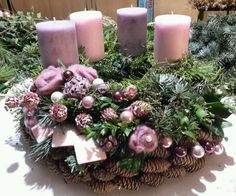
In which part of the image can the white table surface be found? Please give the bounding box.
[0,100,236,196]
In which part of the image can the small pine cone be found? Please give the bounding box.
[5,96,20,109]
[172,155,197,167]
[92,168,115,181]
[141,158,171,173]
[130,101,152,117]
[197,130,212,142]
[72,170,92,183]
[103,160,122,175]
[139,173,164,187]
[45,157,61,175]
[114,177,142,190]
[50,104,68,122]
[147,146,170,159]
[212,135,223,144]
[123,85,138,100]
[23,92,40,109]
[75,113,93,129]
[100,108,118,121]
[179,139,196,149]
[163,166,186,178]
[88,180,115,193]
[119,168,137,178]
[185,158,205,173]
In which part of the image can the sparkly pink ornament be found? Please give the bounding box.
[123,85,138,100]
[192,144,205,158]
[162,136,173,148]
[204,141,215,154]
[214,143,224,155]
[75,113,93,129]
[128,125,158,153]
[23,92,40,109]
[112,90,124,103]
[81,96,95,109]
[120,110,134,123]
[49,104,68,122]
[175,146,187,157]
[5,96,19,109]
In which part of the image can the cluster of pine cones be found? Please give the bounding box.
[190,0,236,10]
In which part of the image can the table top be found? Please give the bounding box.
[0,100,236,196]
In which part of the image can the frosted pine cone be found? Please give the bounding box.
[63,76,91,99]
[75,113,93,129]
[50,104,68,122]
[23,92,40,109]
[130,101,152,117]
[96,83,110,94]
[5,96,19,109]
[100,108,118,121]
[123,85,138,100]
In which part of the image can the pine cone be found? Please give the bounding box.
[63,76,91,99]
[75,113,93,129]
[139,173,164,187]
[100,108,118,121]
[179,139,196,149]
[23,92,40,109]
[96,135,118,152]
[114,177,142,190]
[45,157,61,175]
[163,166,186,178]
[185,157,205,173]
[88,180,115,193]
[141,158,171,173]
[130,101,152,117]
[212,135,223,144]
[91,168,115,181]
[147,146,170,159]
[172,155,197,167]
[5,96,20,109]
[123,85,138,100]
[197,130,212,142]
[50,104,68,122]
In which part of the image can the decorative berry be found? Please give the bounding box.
[81,96,95,109]
[214,143,224,155]
[192,144,205,158]
[92,78,104,88]
[123,85,138,100]
[97,135,118,152]
[63,76,91,99]
[96,83,109,94]
[161,136,173,148]
[120,110,134,123]
[175,146,187,158]
[129,125,158,153]
[51,91,64,103]
[130,101,152,117]
[5,96,19,109]
[204,141,215,154]
[101,108,118,122]
[50,104,68,122]
[23,92,40,109]
[63,70,74,82]
[112,90,124,103]
[75,113,93,129]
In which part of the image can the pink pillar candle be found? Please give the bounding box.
[36,20,79,67]
[154,14,191,62]
[117,7,147,57]
[69,11,104,62]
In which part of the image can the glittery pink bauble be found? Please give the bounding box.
[5,96,19,109]
[162,136,173,148]
[23,92,40,109]
[192,144,205,158]
[81,96,95,109]
[120,110,134,123]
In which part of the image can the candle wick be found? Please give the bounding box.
[131,4,133,8]
[171,11,174,15]
[84,8,87,11]
[53,17,56,21]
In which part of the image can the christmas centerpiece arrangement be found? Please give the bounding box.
[3,8,235,194]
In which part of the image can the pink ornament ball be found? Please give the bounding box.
[192,144,205,158]
[214,143,224,155]
[82,96,95,109]
[120,110,134,123]
[162,136,173,148]
[175,146,187,158]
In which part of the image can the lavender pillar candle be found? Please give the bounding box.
[117,7,147,57]
[36,20,79,67]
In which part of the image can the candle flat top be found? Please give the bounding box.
[69,11,102,21]
[117,7,147,16]
[155,14,191,25]
[36,20,75,31]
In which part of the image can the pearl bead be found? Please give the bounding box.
[51,91,64,103]
[214,144,224,155]
[81,96,95,109]
[162,137,173,148]
[175,146,187,158]
[204,141,215,154]
[192,144,205,158]
[63,70,74,82]
[120,110,134,123]
[92,78,104,88]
